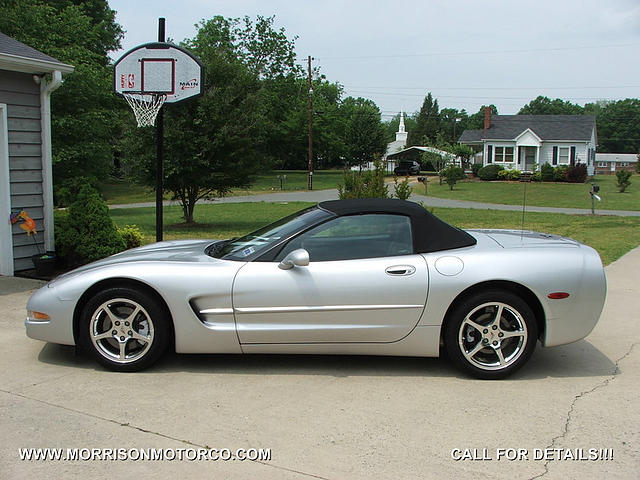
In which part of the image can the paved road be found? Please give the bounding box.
[109,189,640,217]
[1,248,639,479]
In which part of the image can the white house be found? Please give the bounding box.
[0,32,73,275]
[459,109,597,175]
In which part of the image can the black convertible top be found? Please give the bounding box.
[318,199,477,253]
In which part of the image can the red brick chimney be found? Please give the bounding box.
[483,106,491,130]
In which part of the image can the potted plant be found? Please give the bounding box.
[10,210,56,277]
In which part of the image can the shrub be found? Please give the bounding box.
[338,159,389,199]
[497,170,509,180]
[553,165,569,182]
[393,176,412,200]
[471,163,482,176]
[118,224,144,249]
[55,185,126,266]
[441,165,465,190]
[565,164,588,183]
[616,170,632,192]
[54,176,99,207]
[477,164,504,181]
[531,171,542,182]
[540,163,555,182]
[507,169,522,181]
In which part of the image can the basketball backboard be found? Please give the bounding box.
[114,42,203,103]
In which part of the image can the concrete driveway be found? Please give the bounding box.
[1,249,639,479]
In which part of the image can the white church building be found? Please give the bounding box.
[383,112,408,171]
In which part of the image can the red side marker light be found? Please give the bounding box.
[547,292,570,299]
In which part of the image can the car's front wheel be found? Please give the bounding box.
[444,290,538,379]
[79,287,170,372]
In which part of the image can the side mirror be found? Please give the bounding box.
[278,248,310,270]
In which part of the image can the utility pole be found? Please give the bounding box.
[307,55,314,190]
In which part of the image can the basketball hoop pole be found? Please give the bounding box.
[155,18,165,242]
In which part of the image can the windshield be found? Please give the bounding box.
[209,206,330,261]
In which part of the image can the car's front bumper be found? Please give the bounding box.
[25,284,76,346]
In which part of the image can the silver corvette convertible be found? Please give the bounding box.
[26,199,606,379]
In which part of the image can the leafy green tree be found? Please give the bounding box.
[518,96,584,115]
[340,97,387,167]
[442,165,465,190]
[585,99,640,153]
[337,159,388,199]
[406,92,440,146]
[0,0,125,182]
[126,22,267,224]
[467,105,498,130]
[616,170,632,192]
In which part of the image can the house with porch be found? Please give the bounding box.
[459,109,597,175]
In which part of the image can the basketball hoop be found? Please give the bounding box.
[123,92,167,127]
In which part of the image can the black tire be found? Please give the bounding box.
[444,290,538,379]
[79,287,170,372]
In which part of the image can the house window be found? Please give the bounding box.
[558,147,570,165]
[494,146,514,163]
[597,162,607,167]
[620,162,629,167]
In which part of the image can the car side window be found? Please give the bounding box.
[275,214,413,262]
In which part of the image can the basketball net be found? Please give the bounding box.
[123,93,167,127]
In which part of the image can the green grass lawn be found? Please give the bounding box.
[109,202,640,265]
[423,174,640,211]
[100,170,346,205]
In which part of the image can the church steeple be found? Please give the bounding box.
[395,111,407,142]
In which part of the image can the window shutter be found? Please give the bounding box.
[487,145,493,164]
[570,146,576,166]
[552,146,558,166]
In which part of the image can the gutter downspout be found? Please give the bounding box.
[39,70,63,252]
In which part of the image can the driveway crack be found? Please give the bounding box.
[528,341,638,480]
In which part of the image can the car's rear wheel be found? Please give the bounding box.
[444,290,538,379]
[79,287,170,372]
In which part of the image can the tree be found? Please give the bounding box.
[616,170,632,193]
[126,19,269,224]
[586,99,640,153]
[467,105,498,130]
[518,96,584,115]
[340,97,387,168]
[406,92,440,146]
[0,0,125,183]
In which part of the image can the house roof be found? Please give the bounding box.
[459,115,596,143]
[595,153,638,163]
[0,31,74,74]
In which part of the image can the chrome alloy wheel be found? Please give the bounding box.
[457,302,528,371]
[89,298,154,364]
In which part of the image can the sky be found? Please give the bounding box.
[109,0,640,119]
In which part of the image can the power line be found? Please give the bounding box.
[343,84,640,91]
[313,42,640,61]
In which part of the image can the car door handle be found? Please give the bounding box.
[385,265,416,276]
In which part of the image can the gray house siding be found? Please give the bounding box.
[1,69,45,271]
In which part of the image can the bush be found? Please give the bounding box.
[540,163,555,182]
[507,169,521,181]
[55,185,126,266]
[441,165,465,190]
[616,170,632,192]
[118,224,144,249]
[497,169,509,180]
[471,163,482,176]
[54,176,99,207]
[393,176,412,200]
[338,159,389,199]
[565,164,588,183]
[531,171,542,182]
[553,165,569,182]
[477,164,504,181]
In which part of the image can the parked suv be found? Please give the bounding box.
[394,161,421,176]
